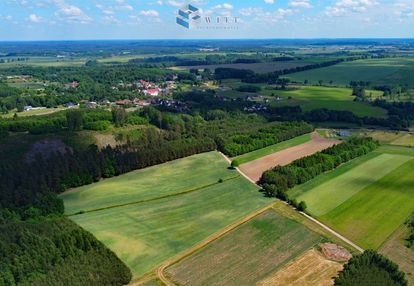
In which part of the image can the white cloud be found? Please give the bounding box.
[28,13,41,23]
[289,0,312,9]
[239,7,263,16]
[53,0,92,23]
[115,0,133,11]
[167,0,183,7]
[264,0,275,4]
[325,0,378,17]
[140,10,159,17]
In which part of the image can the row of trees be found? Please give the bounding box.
[214,59,346,84]
[259,138,379,203]
[335,250,407,286]
[218,121,313,157]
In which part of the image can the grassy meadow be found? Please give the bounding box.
[166,209,322,286]
[292,150,414,250]
[61,152,236,214]
[232,133,312,164]
[64,152,272,278]
[268,86,386,117]
[285,57,414,87]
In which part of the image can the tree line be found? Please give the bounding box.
[217,121,313,157]
[0,218,132,286]
[259,138,379,207]
[335,250,407,286]
[214,59,346,84]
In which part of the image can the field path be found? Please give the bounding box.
[155,204,274,286]
[239,132,340,182]
[300,212,364,252]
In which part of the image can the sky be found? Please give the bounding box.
[0,0,413,40]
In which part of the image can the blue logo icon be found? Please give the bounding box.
[176,4,201,29]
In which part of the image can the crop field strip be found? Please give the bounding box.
[62,151,237,214]
[320,158,414,249]
[64,152,272,278]
[232,133,312,165]
[285,57,414,87]
[70,177,271,278]
[166,209,323,286]
[292,148,414,250]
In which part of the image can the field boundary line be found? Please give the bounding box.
[300,212,364,253]
[67,175,240,217]
[218,152,257,185]
[155,203,275,286]
[221,150,364,254]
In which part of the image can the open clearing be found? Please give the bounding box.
[233,133,312,165]
[380,225,414,285]
[61,152,237,214]
[65,152,272,278]
[257,248,343,286]
[239,133,339,182]
[173,62,311,74]
[268,86,386,118]
[166,209,323,286]
[285,57,414,87]
[295,150,414,250]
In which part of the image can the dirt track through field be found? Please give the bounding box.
[153,204,274,286]
[239,133,340,182]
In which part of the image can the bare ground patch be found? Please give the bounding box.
[239,133,340,182]
[257,248,343,286]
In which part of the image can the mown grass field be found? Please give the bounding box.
[64,152,272,278]
[61,152,236,214]
[285,57,414,87]
[296,153,411,216]
[232,133,312,164]
[293,149,414,250]
[268,86,386,117]
[166,209,323,286]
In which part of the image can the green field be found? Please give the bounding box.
[296,154,411,216]
[293,151,414,250]
[219,80,387,117]
[166,209,322,286]
[1,107,67,119]
[233,133,312,164]
[64,152,272,277]
[285,57,414,87]
[268,86,386,117]
[61,152,236,214]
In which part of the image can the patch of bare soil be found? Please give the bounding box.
[239,133,340,182]
[257,248,343,286]
[321,243,352,262]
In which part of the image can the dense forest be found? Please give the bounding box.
[334,250,407,286]
[259,138,379,205]
[0,219,132,286]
